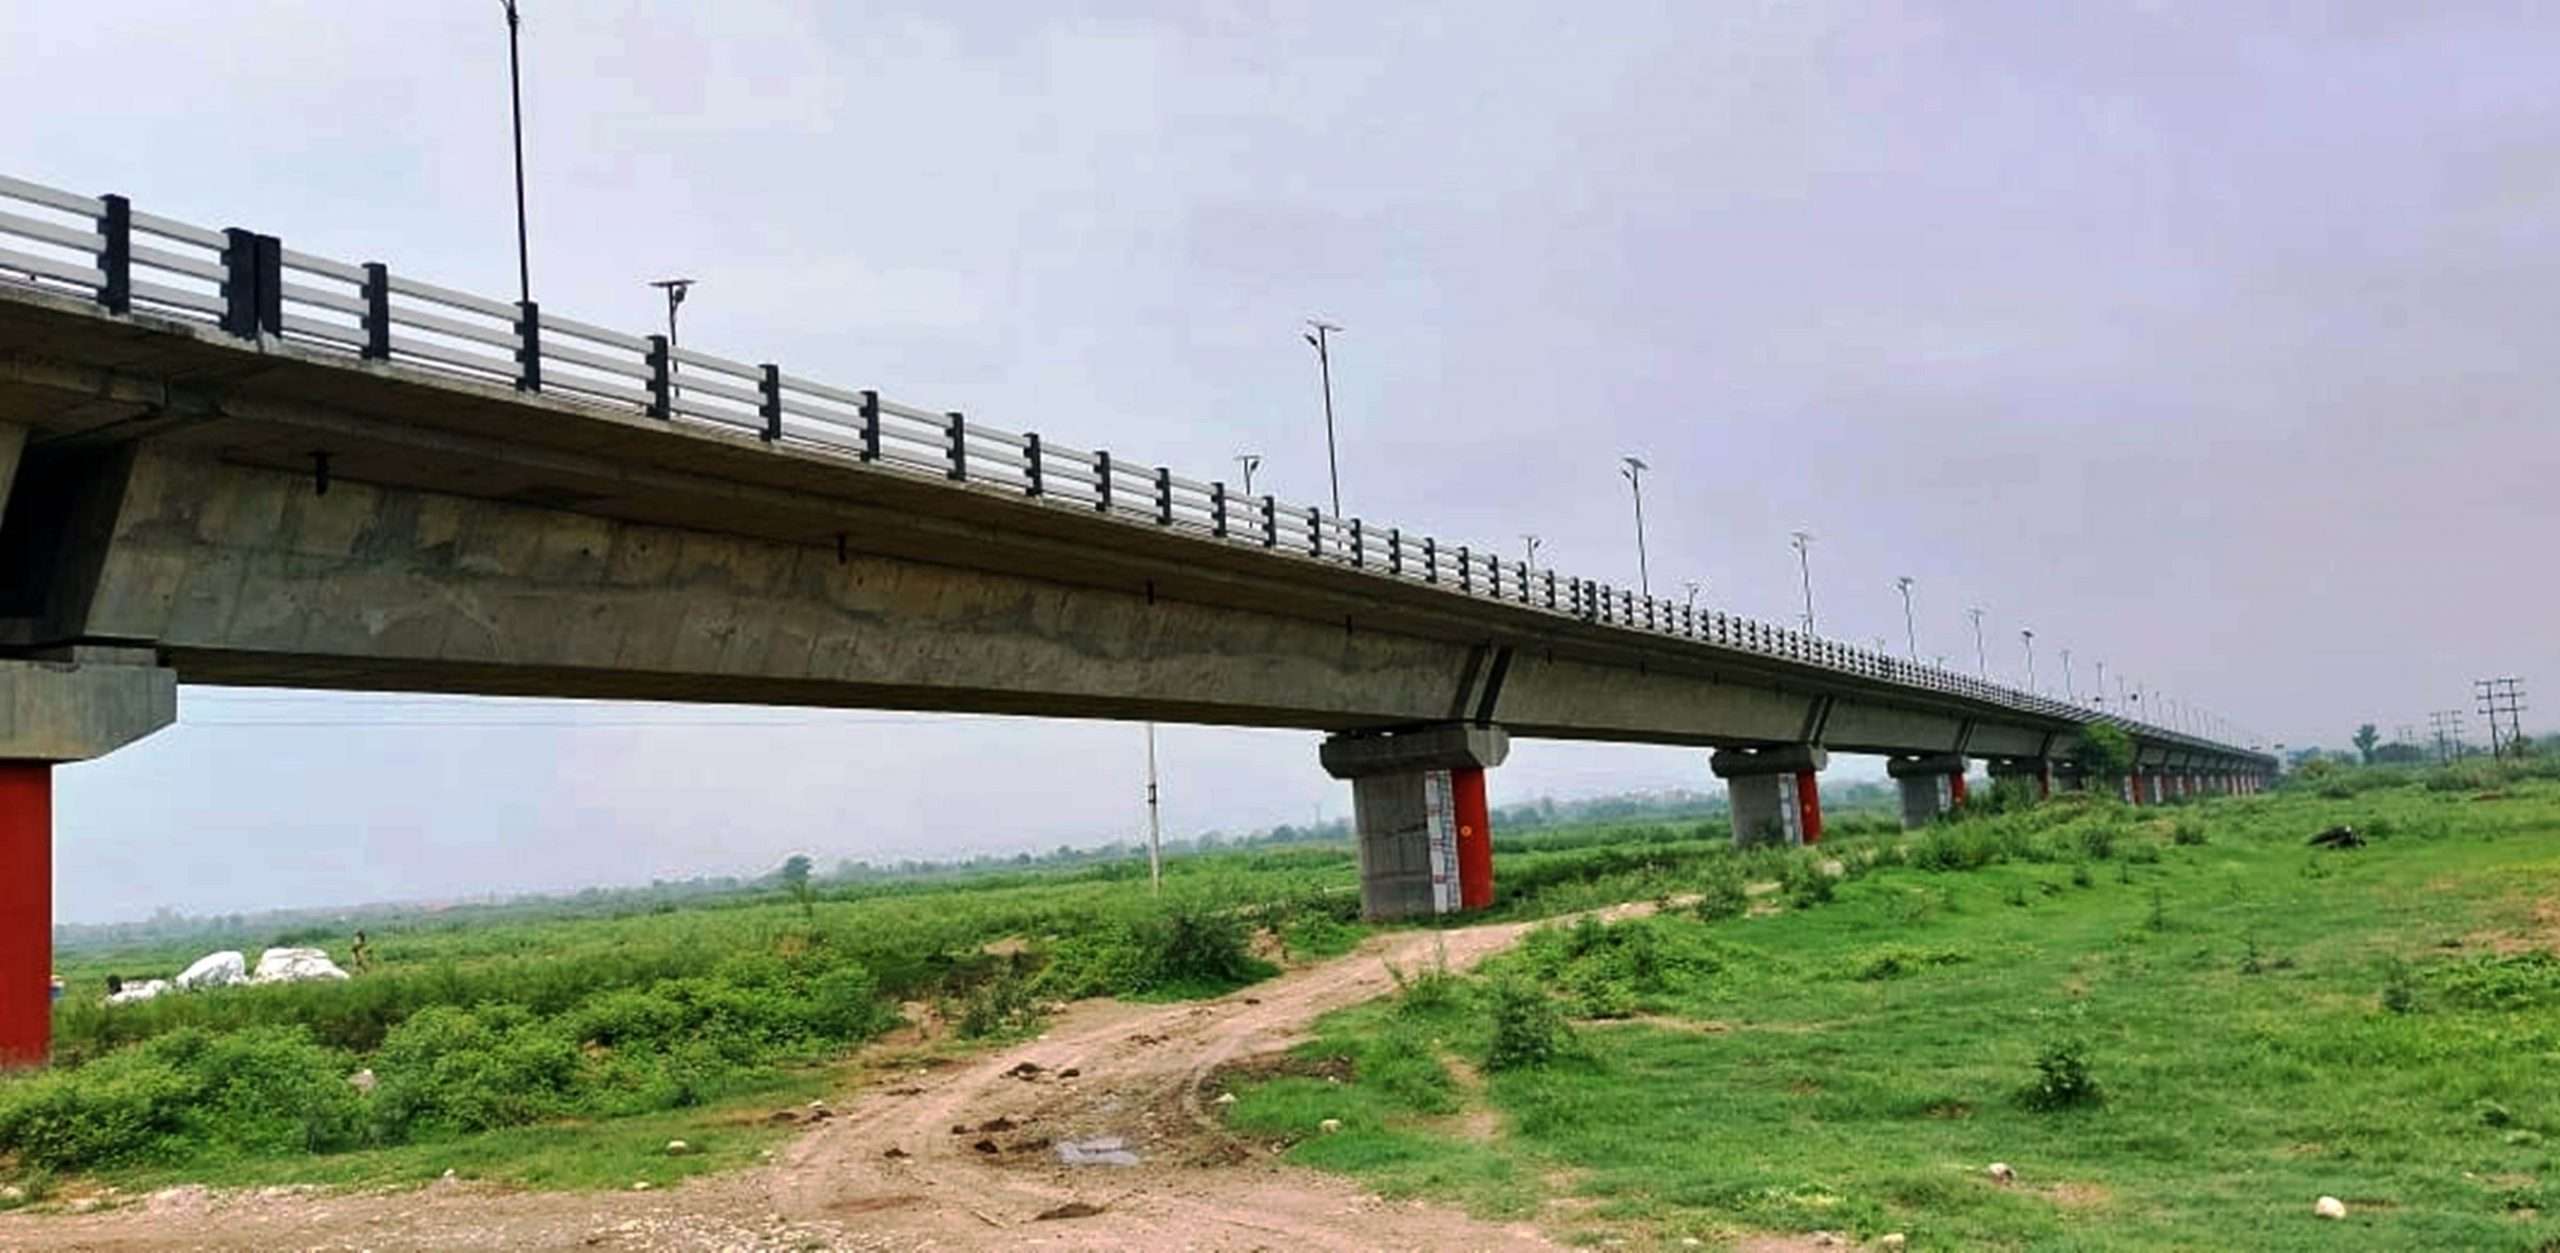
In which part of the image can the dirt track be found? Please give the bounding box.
[0,915,1599,1252]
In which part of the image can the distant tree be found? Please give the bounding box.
[777,855,813,891]
[2352,724,2380,765]
[2075,724,2135,782]
[2372,742,2426,765]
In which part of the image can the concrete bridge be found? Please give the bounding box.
[0,173,2272,1062]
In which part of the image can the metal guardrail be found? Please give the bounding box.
[0,173,2261,761]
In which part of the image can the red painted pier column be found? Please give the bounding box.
[0,764,51,1068]
[1794,768,1824,845]
[1452,765,1494,911]
[1949,772,1969,807]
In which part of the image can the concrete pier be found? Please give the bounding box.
[1321,724,1507,921]
[1710,744,1827,846]
[1886,753,1969,828]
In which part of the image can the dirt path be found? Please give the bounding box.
[0,913,1612,1252]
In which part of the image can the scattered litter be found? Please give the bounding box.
[2315,1195,2346,1220]
[2308,825,2364,849]
[1214,1092,1238,1106]
[251,948,350,984]
[1034,1201,1106,1221]
[1055,1136,1142,1167]
[630,1181,652,1192]
[664,1140,693,1157]
[175,951,247,992]
[1987,1162,2016,1184]
[347,1068,378,1094]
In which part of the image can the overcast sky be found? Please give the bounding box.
[6,2,2553,923]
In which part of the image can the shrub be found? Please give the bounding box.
[2170,819,2208,846]
[1484,977,1572,1072]
[2380,958,2419,1014]
[1781,858,1837,909]
[370,1005,580,1137]
[1388,948,1465,1018]
[2019,1036,2103,1111]
[2077,825,2119,861]
[1694,865,1751,921]
[1850,944,1969,982]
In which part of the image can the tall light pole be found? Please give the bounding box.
[1303,319,1343,519]
[1620,456,1651,596]
[1521,533,1543,569]
[650,278,693,406]
[1789,531,1816,633]
[2094,659,2108,708]
[1683,580,1702,613]
[1143,722,1163,896]
[2061,647,2075,702]
[1967,606,1987,677]
[501,1,531,308]
[1235,453,1261,496]
[1894,576,1917,661]
[2021,628,2036,691]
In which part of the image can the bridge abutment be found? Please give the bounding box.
[1886,753,1968,829]
[0,647,177,1066]
[1320,724,1507,921]
[1710,745,1827,846]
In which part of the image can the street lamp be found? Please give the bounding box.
[1789,530,1816,633]
[500,1,531,308]
[2061,647,2075,703]
[2094,659,2107,708]
[1683,580,1702,613]
[650,278,693,405]
[1621,456,1650,596]
[1302,319,1343,518]
[1235,453,1261,496]
[1894,576,1917,660]
[2021,628,2036,691]
[1521,533,1543,569]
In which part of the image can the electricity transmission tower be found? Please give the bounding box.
[2429,709,2465,763]
[2474,677,2527,759]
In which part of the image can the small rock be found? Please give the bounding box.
[1059,1067,1081,1079]
[770,1110,802,1124]
[347,1068,378,1094]
[1007,1061,1045,1079]
[0,1185,24,1203]
[1678,1240,1702,1249]
[1880,1235,1907,1251]
[1809,1233,1843,1248]
[807,1099,829,1111]
[440,1168,458,1181]
[1034,1201,1106,1221]
[882,1147,908,1160]
[664,1139,694,1157]
[972,1138,1001,1155]
[1318,1118,1344,1134]
[2315,1195,2346,1220]
[67,1198,101,1214]
[979,1117,1018,1133]
[1214,1092,1238,1106]
[630,1181,652,1192]
[1987,1162,2016,1184]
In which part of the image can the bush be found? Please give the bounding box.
[1694,865,1751,922]
[1781,857,1838,909]
[2170,819,2208,846]
[2019,1036,2103,1111]
[370,1005,581,1136]
[1484,977,1573,1072]
[2077,825,2119,861]
[0,1025,364,1170]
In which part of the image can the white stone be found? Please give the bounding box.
[251,948,350,984]
[1880,1235,1907,1251]
[2315,1195,2346,1220]
[175,951,247,992]
[664,1139,694,1156]
[1987,1162,2016,1184]
[631,1181,653,1192]
[105,979,170,1006]
[1214,1092,1237,1105]
[1318,1118,1343,1134]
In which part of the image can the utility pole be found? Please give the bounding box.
[1303,320,1343,519]
[1966,606,1987,678]
[1622,457,1651,596]
[2429,709,2464,763]
[1521,533,1542,570]
[2061,648,2075,702]
[1790,531,1816,633]
[2094,659,2107,709]
[501,1,531,308]
[1144,722,1163,895]
[1235,453,1261,496]
[1895,576,1917,661]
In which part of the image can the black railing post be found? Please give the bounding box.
[1545,569,1557,610]
[1025,433,1044,497]
[221,228,257,337]
[758,365,782,442]
[858,390,880,461]
[254,234,282,336]
[1260,495,1277,547]
[1156,467,1173,525]
[1308,507,1323,558]
[1423,537,1437,583]
[946,411,967,481]
[1095,451,1113,512]
[1349,518,1363,567]
[514,301,541,392]
[1388,528,1402,575]
[360,263,390,360]
[1210,480,1226,536]
[1458,546,1471,593]
[96,194,130,314]
[646,336,672,418]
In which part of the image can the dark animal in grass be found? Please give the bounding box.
[2308,825,2364,849]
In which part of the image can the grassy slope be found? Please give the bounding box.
[1230,780,2560,1250]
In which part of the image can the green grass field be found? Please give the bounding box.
[1227,767,2560,1250]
